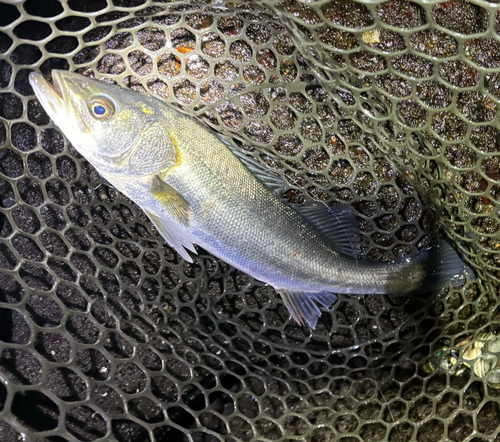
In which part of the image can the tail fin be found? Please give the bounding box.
[279,241,474,329]
[411,240,475,293]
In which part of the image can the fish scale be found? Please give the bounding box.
[30,70,471,329]
[1,2,499,441]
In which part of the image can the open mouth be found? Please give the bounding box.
[29,70,91,133]
[29,71,66,117]
[50,73,64,100]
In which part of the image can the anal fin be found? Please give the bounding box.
[145,209,197,263]
[279,290,337,329]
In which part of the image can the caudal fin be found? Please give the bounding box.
[412,240,475,293]
[279,241,473,329]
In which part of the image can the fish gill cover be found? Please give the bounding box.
[0,0,499,441]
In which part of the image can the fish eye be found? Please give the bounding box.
[89,97,114,120]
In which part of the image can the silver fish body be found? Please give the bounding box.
[29,70,469,328]
[144,106,401,293]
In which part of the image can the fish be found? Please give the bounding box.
[29,70,472,329]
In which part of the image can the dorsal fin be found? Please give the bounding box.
[219,134,361,258]
[295,203,362,259]
[218,135,284,195]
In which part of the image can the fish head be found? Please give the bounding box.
[29,70,177,173]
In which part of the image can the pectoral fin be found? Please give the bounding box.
[151,175,193,226]
[147,175,196,262]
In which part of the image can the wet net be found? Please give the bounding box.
[0,0,500,441]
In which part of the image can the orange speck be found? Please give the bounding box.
[224,27,239,36]
[177,46,194,54]
[438,1,454,8]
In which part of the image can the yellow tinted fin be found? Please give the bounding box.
[151,175,193,226]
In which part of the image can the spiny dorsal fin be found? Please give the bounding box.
[218,136,284,195]
[219,135,361,258]
[279,290,337,329]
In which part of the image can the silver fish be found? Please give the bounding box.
[29,70,470,328]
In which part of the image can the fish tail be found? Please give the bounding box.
[279,290,337,329]
[390,240,475,294]
[280,241,473,329]
[422,240,475,290]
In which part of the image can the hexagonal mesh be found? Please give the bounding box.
[0,0,500,441]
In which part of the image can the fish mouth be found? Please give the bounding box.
[29,70,66,121]
[29,70,91,133]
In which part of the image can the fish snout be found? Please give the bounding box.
[29,71,66,121]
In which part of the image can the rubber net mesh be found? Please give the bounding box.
[0,0,500,441]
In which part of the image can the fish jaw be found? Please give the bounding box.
[29,71,67,124]
[29,70,94,137]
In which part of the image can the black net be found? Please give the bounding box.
[0,0,500,441]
